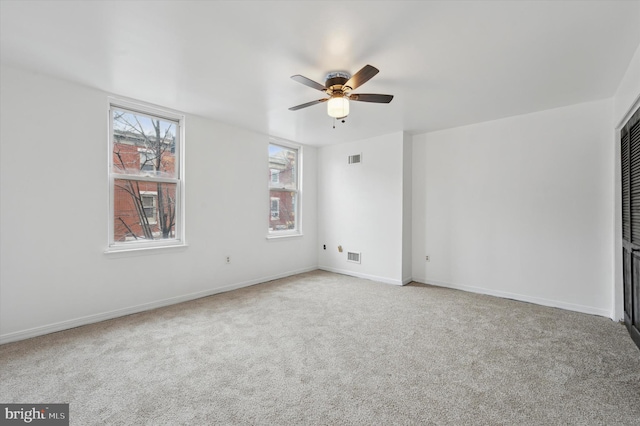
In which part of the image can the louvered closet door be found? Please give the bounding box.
[621,106,640,350]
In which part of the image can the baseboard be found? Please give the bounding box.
[4,270,611,344]
[318,266,403,286]
[0,266,317,345]
[413,277,612,318]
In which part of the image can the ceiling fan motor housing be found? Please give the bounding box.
[325,71,351,93]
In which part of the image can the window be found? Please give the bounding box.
[268,140,301,235]
[108,99,185,250]
[139,149,156,173]
[140,192,158,225]
[270,198,280,220]
[270,169,280,184]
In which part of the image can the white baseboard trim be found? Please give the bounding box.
[318,266,403,286]
[0,266,317,345]
[413,277,612,318]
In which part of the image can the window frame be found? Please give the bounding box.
[267,138,303,238]
[106,97,186,253]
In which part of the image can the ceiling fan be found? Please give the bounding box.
[288,64,393,119]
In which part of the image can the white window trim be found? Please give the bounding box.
[106,96,186,253]
[267,138,303,239]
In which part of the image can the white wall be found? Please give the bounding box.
[317,132,406,285]
[613,42,640,320]
[412,99,615,317]
[614,43,640,127]
[0,65,318,343]
[2,41,636,342]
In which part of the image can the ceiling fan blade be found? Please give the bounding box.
[343,65,379,91]
[291,75,326,92]
[288,98,328,111]
[348,93,394,103]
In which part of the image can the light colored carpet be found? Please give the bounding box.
[1,270,639,425]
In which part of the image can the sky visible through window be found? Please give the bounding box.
[269,144,283,156]
[114,110,175,138]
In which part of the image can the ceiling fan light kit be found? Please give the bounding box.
[289,65,393,121]
[327,96,349,119]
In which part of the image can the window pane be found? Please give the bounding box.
[268,144,297,190]
[141,196,152,208]
[114,179,176,241]
[269,191,296,231]
[112,109,177,178]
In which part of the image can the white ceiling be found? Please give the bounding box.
[1,1,639,146]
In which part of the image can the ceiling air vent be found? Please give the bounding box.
[348,154,361,165]
[347,252,361,263]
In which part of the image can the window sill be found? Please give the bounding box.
[105,242,188,257]
[266,232,304,240]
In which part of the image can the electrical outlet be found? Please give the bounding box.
[425,255,430,262]
[226,256,231,264]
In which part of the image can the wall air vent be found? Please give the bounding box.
[348,154,361,164]
[347,252,361,263]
